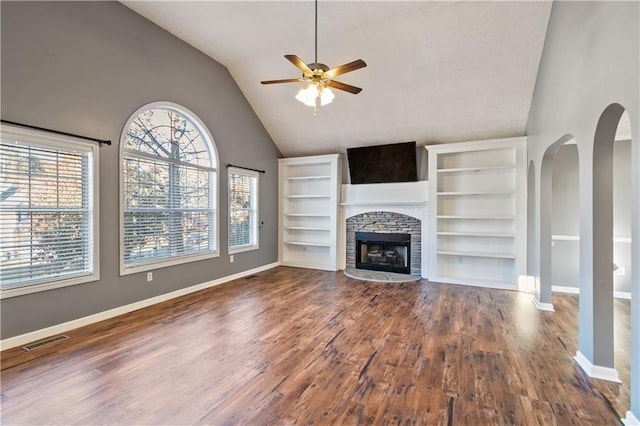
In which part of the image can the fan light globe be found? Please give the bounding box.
[295,84,318,107]
[320,87,334,106]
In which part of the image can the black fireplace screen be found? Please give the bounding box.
[355,232,411,274]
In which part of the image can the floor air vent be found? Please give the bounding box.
[23,335,68,351]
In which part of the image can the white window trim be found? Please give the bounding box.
[0,124,100,299]
[228,167,259,255]
[119,102,220,276]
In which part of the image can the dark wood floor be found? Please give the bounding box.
[1,267,630,425]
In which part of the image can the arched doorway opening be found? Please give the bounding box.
[536,134,576,311]
[551,139,580,295]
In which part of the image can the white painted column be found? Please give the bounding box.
[575,119,619,383]
[624,120,640,424]
[535,148,555,311]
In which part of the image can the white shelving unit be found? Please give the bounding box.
[426,137,526,289]
[278,154,341,271]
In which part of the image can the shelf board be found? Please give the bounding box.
[339,201,427,207]
[431,275,516,290]
[286,195,331,199]
[285,175,332,181]
[437,165,515,173]
[284,213,331,218]
[283,241,331,247]
[436,191,514,196]
[436,215,514,220]
[436,250,516,259]
[285,226,330,231]
[437,231,515,238]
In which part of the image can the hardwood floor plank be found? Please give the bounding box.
[0,267,629,424]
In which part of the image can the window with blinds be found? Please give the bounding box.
[120,103,218,274]
[228,168,258,254]
[0,124,99,297]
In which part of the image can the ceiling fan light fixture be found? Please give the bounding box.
[295,83,334,108]
[260,0,366,116]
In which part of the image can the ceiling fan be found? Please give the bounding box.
[260,0,367,116]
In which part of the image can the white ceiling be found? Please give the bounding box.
[122,1,553,157]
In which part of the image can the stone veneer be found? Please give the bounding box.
[346,211,421,276]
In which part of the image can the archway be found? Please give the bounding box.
[536,134,576,311]
[551,140,580,294]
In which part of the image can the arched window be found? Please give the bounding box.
[120,102,218,275]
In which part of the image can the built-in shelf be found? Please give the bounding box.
[437,165,516,173]
[436,250,516,259]
[432,276,517,290]
[437,231,515,238]
[285,194,331,199]
[284,241,331,247]
[285,226,330,231]
[339,201,427,207]
[436,191,514,196]
[436,215,515,220]
[279,154,341,271]
[427,137,526,289]
[286,175,331,181]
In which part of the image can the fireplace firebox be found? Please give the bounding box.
[355,232,411,274]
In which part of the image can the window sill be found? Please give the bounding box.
[120,251,219,276]
[229,244,259,255]
[0,273,100,299]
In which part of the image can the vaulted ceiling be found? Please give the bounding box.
[122,1,553,157]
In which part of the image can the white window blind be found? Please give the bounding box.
[228,168,258,253]
[121,103,218,274]
[0,128,97,294]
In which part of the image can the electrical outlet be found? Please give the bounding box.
[230,255,234,263]
[146,272,153,282]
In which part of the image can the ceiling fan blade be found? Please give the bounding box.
[261,78,305,85]
[327,80,362,94]
[285,55,312,74]
[325,59,367,79]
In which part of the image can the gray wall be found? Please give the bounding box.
[1,1,282,339]
[526,0,639,412]
[551,141,632,292]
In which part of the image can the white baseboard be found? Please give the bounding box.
[623,410,640,425]
[517,275,536,293]
[533,298,555,312]
[614,291,632,300]
[0,262,279,351]
[552,285,580,294]
[552,286,632,300]
[574,350,622,383]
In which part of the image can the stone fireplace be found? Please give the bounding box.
[347,213,421,275]
[340,181,429,278]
